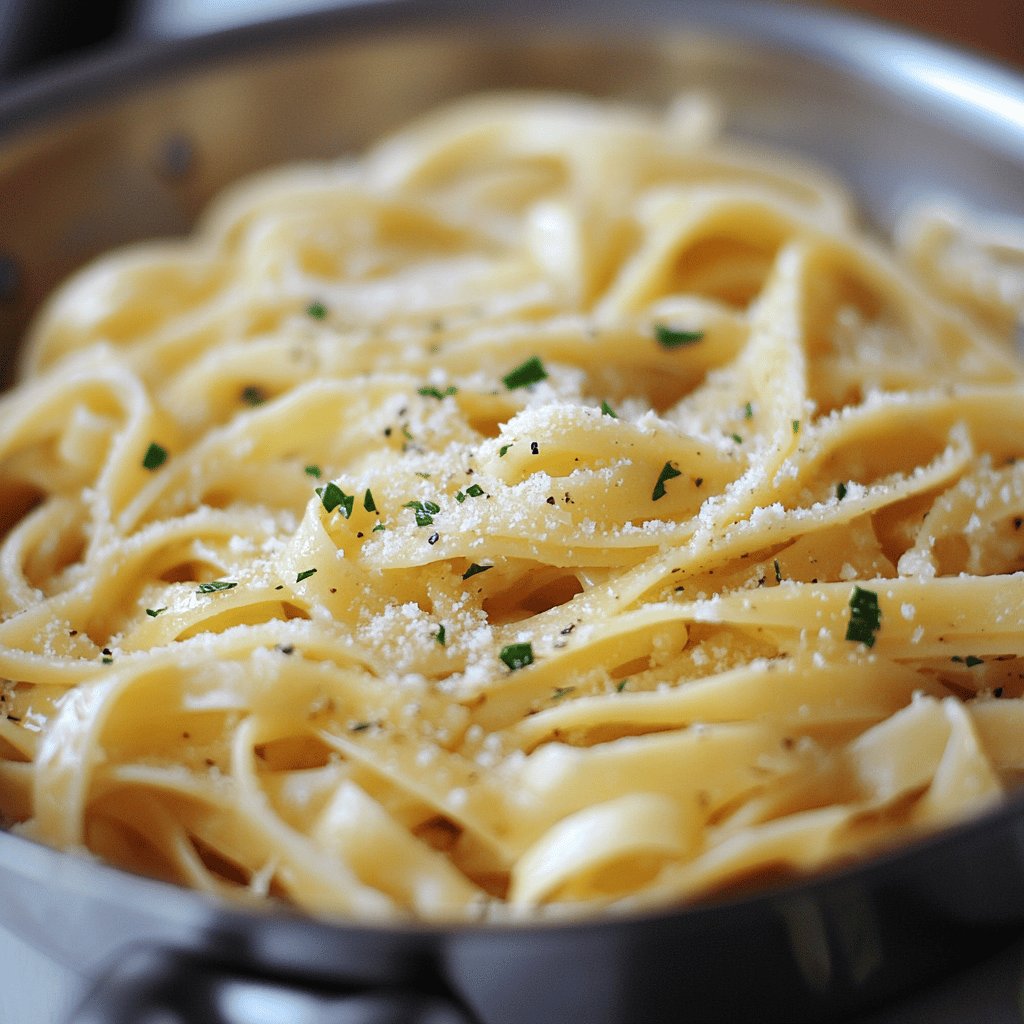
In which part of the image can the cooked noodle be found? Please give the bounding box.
[1,93,1023,920]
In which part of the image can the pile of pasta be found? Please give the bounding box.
[1,93,1023,922]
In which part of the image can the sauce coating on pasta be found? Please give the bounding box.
[1,94,1023,921]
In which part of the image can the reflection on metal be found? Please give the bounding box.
[130,0,358,38]
[781,896,833,993]
[781,888,883,993]
[902,58,1024,136]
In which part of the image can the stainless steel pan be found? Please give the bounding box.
[2,3,1024,1021]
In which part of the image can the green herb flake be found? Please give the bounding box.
[418,385,458,400]
[304,465,322,478]
[241,385,265,406]
[455,486,486,502]
[499,444,512,457]
[551,685,575,701]
[372,523,387,532]
[951,655,984,667]
[502,356,548,390]
[654,323,704,349]
[196,580,238,594]
[651,461,682,502]
[730,433,743,444]
[616,679,630,692]
[462,562,492,580]
[102,655,113,664]
[744,402,754,419]
[316,482,355,518]
[142,442,168,471]
[792,419,801,434]
[845,586,881,648]
[500,642,534,671]
[600,400,618,418]
[434,625,447,647]
[350,721,372,732]
[836,481,848,502]
[404,499,440,527]
[145,607,166,618]
[306,301,328,320]
[296,568,317,583]
[363,488,377,513]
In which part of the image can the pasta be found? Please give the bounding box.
[1,92,1023,922]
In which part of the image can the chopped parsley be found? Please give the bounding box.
[462,562,492,580]
[306,300,327,319]
[145,607,166,618]
[792,419,801,434]
[142,442,168,471]
[551,685,575,701]
[651,461,682,501]
[498,444,512,457]
[502,356,548,390]
[456,484,485,503]
[744,402,753,419]
[654,323,704,349]
[500,642,534,671]
[418,385,458,400]
[316,482,354,518]
[616,679,630,692]
[434,625,446,647]
[196,580,237,594]
[304,464,322,478]
[845,586,881,648]
[600,400,618,418]
[296,568,317,582]
[836,481,848,502]
[951,655,984,667]
[241,385,265,406]
[371,523,386,532]
[730,433,743,444]
[363,488,377,513]
[404,499,440,527]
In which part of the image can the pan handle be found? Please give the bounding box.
[66,946,476,1024]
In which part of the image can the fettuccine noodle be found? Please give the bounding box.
[1,93,1023,921]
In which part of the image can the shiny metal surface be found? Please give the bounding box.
[1,3,1024,1021]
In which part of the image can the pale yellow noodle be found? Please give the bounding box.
[0,92,1022,922]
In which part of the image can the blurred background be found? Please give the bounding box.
[0,0,1021,79]
[828,0,1021,67]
